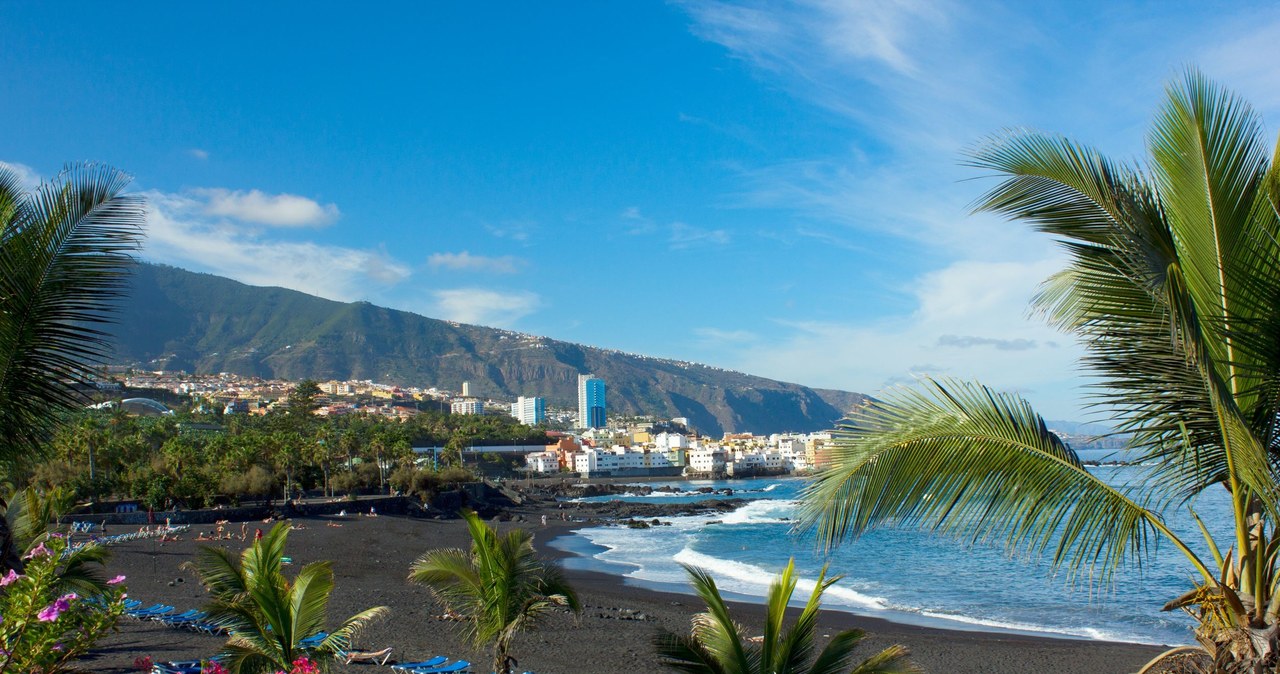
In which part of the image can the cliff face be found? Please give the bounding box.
[105,263,869,435]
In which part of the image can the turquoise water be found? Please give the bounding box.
[550,467,1232,645]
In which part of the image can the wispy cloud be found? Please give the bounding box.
[428,251,522,274]
[192,188,340,227]
[188,148,209,160]
[484,219,536,242]
[694,327,759,344]
[669,222,730,249]
[143,190,408,300]
[700,255,1084,416]
[681,0,949,78]
[431,288,540,327]
[936,334,1040,351]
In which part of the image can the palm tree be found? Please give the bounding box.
[408,509,580,674]
[188,522,389,673]
[655,559,918,674]
[800,70,1280,671]
[0,163,144,572]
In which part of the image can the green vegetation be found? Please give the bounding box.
[654,559,918,674]
[188,522,389,673]
[801,71,1280,669]
[408,510,580,674]
[11,399,557,509]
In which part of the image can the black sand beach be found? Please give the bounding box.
[82,510,1168,674]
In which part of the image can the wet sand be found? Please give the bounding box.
[83,512,1168,673]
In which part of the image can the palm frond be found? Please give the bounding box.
[653,630,727,674]
[845,644,921,674]
[0,163,143,466]
[799,379,1213,585]
[681,565,752,672]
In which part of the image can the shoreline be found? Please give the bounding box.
[542,526,1173,647]
[84,504,1170,674]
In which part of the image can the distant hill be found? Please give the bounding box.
[103,263,870,435]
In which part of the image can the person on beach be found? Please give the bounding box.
[254,528,263,542]
[541,514,547,527]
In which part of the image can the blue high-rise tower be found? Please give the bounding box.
[578,374,606,429]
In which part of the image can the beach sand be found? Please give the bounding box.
[82,511,1169,674]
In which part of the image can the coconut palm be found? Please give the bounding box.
[188,522,389,673]
[0,163,143,571]
[655,559,919,674]
[408,509,580,674]
[800,70,1280,671]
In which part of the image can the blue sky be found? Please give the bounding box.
[3,1,1278,419]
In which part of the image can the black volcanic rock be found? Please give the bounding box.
[105,263,870,435]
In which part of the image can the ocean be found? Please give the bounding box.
[549,465,1231,646]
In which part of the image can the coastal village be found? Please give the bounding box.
[110,368,838,479]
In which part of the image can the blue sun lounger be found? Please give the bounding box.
[128,603,174,618]
[161,611,208,628]
[298,631,328,646]
[391,657,447,671]
[154,609,201,623]
[409,661,470,674]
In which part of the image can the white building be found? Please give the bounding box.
[511,396,545,426]
[687,448,727,475]
[525,451,560,474]
[451,398,484,415]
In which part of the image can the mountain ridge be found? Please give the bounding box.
[103,263,870,435]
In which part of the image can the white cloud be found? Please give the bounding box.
[143,190,409,301]
[431,288,540,327]
[192,188,339,227]
[188,148,209,160]
[713,255,1086,418]
[0,160,41,191]
[428,251,522,274]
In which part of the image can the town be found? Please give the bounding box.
[109,368,836,479]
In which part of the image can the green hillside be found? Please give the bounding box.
[105,263,868,435]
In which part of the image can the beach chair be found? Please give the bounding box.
[408,661,470,674]
[161,611,208,628]
[154,609,201,623]
[128,603,174,618]
[338,646,393,665]
[150,660,203,674]
[391,656,447,671]
[298,631,329,647]
[191,619,227,634]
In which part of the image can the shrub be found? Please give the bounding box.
[0,535,127,673]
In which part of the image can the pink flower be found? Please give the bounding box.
[23,542,50,559]
[290,658,319,674]
[107,575,127,585]
[37,601,65,622]
[0,569,19,586]
[36,593,78,622]
[203,662,227,674]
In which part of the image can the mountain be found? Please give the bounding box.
[103,264,869,435]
